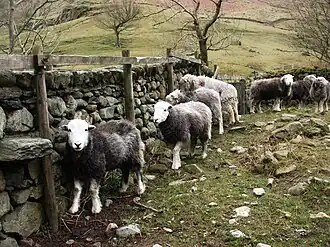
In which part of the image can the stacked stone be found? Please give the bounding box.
[0,60,203,244]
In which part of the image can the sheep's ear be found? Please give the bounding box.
[60,125,69,131]
[88,125,96,130]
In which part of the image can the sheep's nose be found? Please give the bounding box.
[74,143,81,148]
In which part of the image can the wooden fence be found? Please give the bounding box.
[0,46,202,233]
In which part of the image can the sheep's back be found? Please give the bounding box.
[250,78,289,100]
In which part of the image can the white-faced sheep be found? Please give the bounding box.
[153,100,212,170]
[178,74,240,125]
[165,88,224,134]
[309,76,330,114]
[61,119,146,214]
[249,74,294,113]
[285,75,315,109]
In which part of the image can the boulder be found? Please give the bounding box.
[27,159,41,181]
[99,106,116,120]
[5,108,34,133]
[0,170,5,192]
[0,192,11,218]
[2,202,44,237]
[0,237,19,247]
[0,87,22,100]
[10,189,31,205]
[0,137,53,162]
[275,164,297,177]
[116,224,141,238]
[0,107,6,139]
[47,97,67,117]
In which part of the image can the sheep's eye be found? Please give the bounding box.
[85,129,88,131]
[68,129,71,132]
[164,109,167,112]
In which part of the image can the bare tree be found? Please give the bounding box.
[0,0,83,54]
[96,0,142,48]
[291,0,330,64]
[149,0,240,66]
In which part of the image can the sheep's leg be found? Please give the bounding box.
[315,102,319,113]
[188,137,197,157]
[218,110,224,135]
[257,102,263,113]
[69,179,83,214]
[90,179,102,214]
[273,98,281,112]
[319,100,325,113]
[324,100,329,112]
[200,122,211,159]
[135,169,145,195]
[119,167,130,193]
[233,101,240,123]
[172,142,183,170]
[297,101,302,109]
[250,99,256,114]
[227,105,235,125]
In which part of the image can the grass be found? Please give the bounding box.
[0,2,318,75]
[105,106,330,247]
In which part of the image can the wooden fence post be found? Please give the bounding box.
[122,50,135,124]
[194,51,201,76]
[32,45,58,233]
[232,79,247,115]
[166,48,174,94]
[213,64,218,78]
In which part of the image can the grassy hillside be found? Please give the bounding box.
[0,0,318,75]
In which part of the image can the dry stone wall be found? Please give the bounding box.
[0,59,201,244]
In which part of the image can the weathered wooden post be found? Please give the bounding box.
[213,64,218,78]
[122,50,135,124]
[166,48,174,94]
[32,45,58,232]
[194,51,201,76]
[233,79,247,115]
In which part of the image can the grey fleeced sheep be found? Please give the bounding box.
[178,74,240,125]
[309,76,330,113]
[165,88,224,134]
[285,75,315,108]
[153,100,212,170]
[61,119,145,214]
[249,74,294,113]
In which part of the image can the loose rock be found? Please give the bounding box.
[230,229,246,238]
[256,243,271,247]
[105,223,118,237]
[288,182,308,196]
[115,224,141,238]
[233,206,251,218]
[253,188,265,196]
[310,212,330,219]
[0,237,19,247]
[275,164,296,177]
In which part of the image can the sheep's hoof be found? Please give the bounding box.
[69,206,79,214]
[137,184,146,195]
[91,205,102,214]
[171,162,181,170]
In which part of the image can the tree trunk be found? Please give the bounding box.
[8,0,15,54]
[115,30,121,48]
[199,38,208,66]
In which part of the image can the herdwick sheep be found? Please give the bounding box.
[153,100,212,170]
[249,74,294,113]
[285,75,315,109]
[165,88,224,134]
[309,76,330,114]
[61,119,146,214]
[178,74,240,125]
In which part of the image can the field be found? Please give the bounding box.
[31,105,330,247]
[0,0,319,75]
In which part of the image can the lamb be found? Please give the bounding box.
[153,100,212,170]
[178,74,240,125]
[249,74,294,113]
[61,119,146,214]
[309,76,330,114]
[285,75,315,109]
[165,88,224,134]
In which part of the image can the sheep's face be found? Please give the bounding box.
[153,101,172,124]
[303,75,317,84]
[281,74,294,87]
[312,77,328,91]
[179,74,200,92]
[165,89,182,105]
[61,119,96,151]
